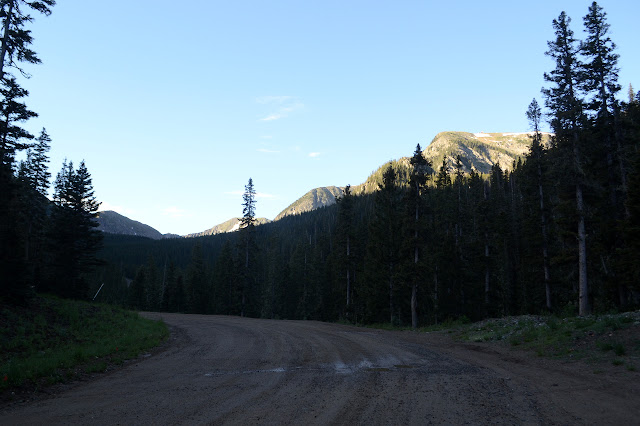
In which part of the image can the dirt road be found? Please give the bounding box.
[3,313,638,425]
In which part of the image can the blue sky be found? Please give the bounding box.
[18,0,640,235]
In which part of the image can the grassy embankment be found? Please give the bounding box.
[0,295,168,393]
[368,311,640,371]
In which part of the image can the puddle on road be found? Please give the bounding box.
[203,360,423,377]
[204,367,287,377]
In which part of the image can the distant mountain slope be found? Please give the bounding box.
[280,131,552,215]
[355,131,552,195]
[97,211,164,240]
[186,217,271,238]
[274,186,345,221]
[423,131,552,174]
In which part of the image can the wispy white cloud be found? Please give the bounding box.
[260,113,285,122]
[308,152,321,158]
[257,148,280,153]
[257,96,304,122]
[256,95,293,104]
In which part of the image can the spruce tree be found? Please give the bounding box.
[542,11,591,315]
[0,0,56,80]
[404,144,431,329]
[185,243,207,313]
[47,160,102,299]
[0,76,36,168]
[213,240,237,315]
[580,2,620,122]
[239,178,257,316]
[364,164,402,324]
[128,265,147,310]
[16,127,50,289]
[0,0,52,303]
[336,184,354,318]
[526,99,552,310]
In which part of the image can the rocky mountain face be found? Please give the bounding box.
[277,131,551,218]
[422,131,552,174]
[96,211,166,240]
[185,217,271,238]
[274,186,345,221]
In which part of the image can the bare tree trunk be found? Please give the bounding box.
[346,235,351,309]
[570,127,590,317]
[411,283,417,330]
[615,118,630,219]
[411,223,419,329]
[483,182,490,307]
[537,160,552,311]
[433,266,438,325]
[484,241,490,305]
[576,182,589,316]
[242,240,249,317]
[389,262,394,325]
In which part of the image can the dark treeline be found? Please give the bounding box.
[0,1,105,304]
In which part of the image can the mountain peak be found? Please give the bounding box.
[424,131,552,174]
[97,210,165,240]
[185,217,272,238]
[274,186,344,221]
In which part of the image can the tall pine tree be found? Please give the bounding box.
[543,11,591,315]
[404,144,431,329]
[46,160,102,299]
[239,178,257,317]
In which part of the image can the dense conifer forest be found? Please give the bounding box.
[1,2,639,328]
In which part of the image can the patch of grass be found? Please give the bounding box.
[598,342,614,352]
[85,361,108,374]
[358,310,640,371]
[612,359,624,366]
[0,295,168,393]
[439,311,640,367]
[612,343,626,356]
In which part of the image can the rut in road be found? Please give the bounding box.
[0,313,585,424]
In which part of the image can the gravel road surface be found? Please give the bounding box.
[2,313,638,425]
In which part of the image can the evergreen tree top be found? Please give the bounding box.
[241,177,256,229]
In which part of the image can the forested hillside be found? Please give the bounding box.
[274,132,547,219]
[275,186,345,220]
[97,211,164,240]
[185,217,271,238]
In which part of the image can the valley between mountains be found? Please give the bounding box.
[97,131,548,238]
[2,313,637,425]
